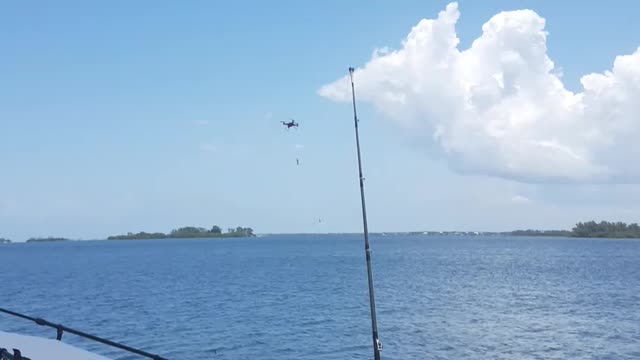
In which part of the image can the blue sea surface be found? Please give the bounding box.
[1,235,639,359]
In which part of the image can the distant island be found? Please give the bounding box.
[0,238,11,244]
[376,221,640,239]
[108,226,255,240]
[26,237,69,243]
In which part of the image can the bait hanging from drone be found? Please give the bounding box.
[281,118,301,166]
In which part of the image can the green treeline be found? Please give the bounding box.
[26,237,69,242]
[571,221,640,238]
[510,221,640,238]
[107,225,255,240]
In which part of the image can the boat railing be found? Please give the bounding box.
[0,308,168,360]
[1,348,31,360]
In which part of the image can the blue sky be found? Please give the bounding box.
[2,1,640,241]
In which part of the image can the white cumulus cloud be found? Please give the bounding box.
[318,2,640,184]
[511,195,531,204]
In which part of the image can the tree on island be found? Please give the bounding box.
[169,227,209,238]
[232,227,254,236]
[572,221,640,238]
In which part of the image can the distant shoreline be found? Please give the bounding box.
[26,237,70,243]
[6,220,640,243]
[5,233,640,243]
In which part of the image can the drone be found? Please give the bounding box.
[280,119,299,129]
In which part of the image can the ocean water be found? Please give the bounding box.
[0,235,639,360]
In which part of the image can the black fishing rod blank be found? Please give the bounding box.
[348,66,382,360]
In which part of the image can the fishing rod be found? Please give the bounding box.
[348,67,382,360]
